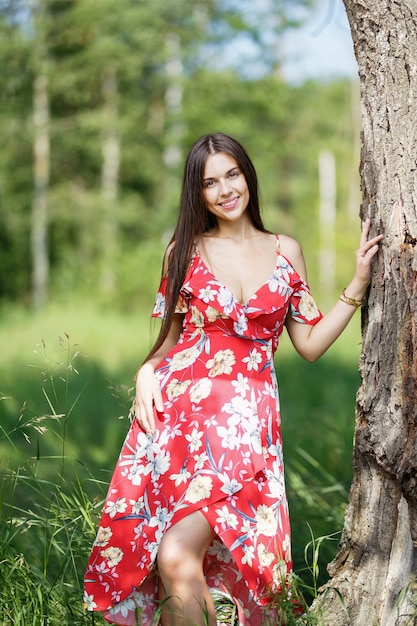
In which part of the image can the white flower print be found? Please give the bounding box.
[119,432,158,467]
[267,268,292,296]
[83,591,97,610]
[169,346,200,372]
[152,292,165,317]
[255,504,277,537]
[100,546,124,567]
[217,285,235,314]
[206,349,236,377]
[216,505,238,529]
[222,395,252,421]
[199,286,216,303]
[94,526,112,547]
[241,544,255,566]
[166,378,191,400]
[257,543,275,567]
[264,464,286,500]
[216,424,240,450]
[185,475,213,503]
[185,427,204,452]
[130,498,145,515]
[231,373,250,397]
[298,290,320,320]
[233,314,248,336]
[104,497,127,519]
[108,594,136,617]
[131,590,154,610]
[127,463,144,485]
[242,348,262,371]
[262,381,275,399]
[282,534,292,559]
[158,421,183,447]
[169,466,192,486]
[144,449,171,481]
[189,378,212,403]
[207,539,233,563]
[218,474,242,496]
[193,451,209,470]
[148,505,170,530]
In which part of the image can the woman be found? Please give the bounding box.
[84,133,382,625]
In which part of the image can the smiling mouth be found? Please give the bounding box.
[219,197,239,209]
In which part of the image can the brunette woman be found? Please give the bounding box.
[84,133,381,626]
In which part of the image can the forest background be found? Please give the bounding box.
[0,0,365,623]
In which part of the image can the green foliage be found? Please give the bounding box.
[0,0,359,306]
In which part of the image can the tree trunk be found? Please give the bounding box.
[314,2,417,624]
[100,66,120,295]
[31,70,50,310]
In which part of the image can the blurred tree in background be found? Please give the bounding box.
[0,0,359,310]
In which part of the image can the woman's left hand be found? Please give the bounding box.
[353,218,383,288]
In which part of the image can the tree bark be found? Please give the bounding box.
[314,2,417,624]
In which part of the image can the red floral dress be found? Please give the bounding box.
[83,236,322,625]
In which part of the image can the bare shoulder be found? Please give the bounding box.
[278,234,308,280]
[162,240,176,275]
[278,234,303,262]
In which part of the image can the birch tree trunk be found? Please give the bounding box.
[314,2,417,624]
[31,70,50,310]
[100,66,120,295]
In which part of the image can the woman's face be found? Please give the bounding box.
[202,152,250,225]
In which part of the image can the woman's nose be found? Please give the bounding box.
[218,178,232,195]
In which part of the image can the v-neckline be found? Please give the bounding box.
[194,235,280,307]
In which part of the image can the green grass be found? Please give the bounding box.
[0,300,363,624]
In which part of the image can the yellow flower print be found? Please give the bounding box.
[190,305,205,328]
[185,475,213,503]
[189,378,212,403]
[206,305,221,322]
[257,542,275,567]
[166,378,191,400]
[299,291,320,320]
[100,546,124,567]
[175,294,189,314]
[169,346,200,372]
[206,349,236,377]
[255,504,277,537]
[94,526,112,547]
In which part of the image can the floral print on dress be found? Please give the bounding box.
[84,235,322,626]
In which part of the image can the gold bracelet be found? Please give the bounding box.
[339,288,363,308]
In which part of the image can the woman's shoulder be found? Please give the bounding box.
[161,240,176,276]
[277,233,303,259]
[277,233,307,280]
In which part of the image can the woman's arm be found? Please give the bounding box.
[135,313,184,434]
[284,219,383,362]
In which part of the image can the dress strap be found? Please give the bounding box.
[275,234,281,254]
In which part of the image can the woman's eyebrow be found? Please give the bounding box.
[203,167,239,181]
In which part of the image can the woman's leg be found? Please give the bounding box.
[157,510,217,626]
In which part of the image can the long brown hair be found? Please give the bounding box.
[146,132,269,361]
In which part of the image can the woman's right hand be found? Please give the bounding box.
[134,362,164,435]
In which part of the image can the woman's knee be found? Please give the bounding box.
[157,512,215,582]
[157,538,195,582]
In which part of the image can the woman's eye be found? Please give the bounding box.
[229,170,238,178]
[204,180,215,188]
